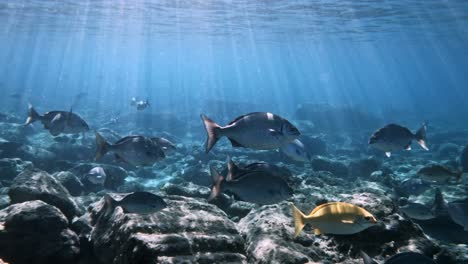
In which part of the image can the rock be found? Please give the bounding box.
[349,157,382,178]
[90,195,246,264]
[53,171,84,196]
[0,158,33,184]
[15,145,57,170]
[0,122,35,142]
[8,169,81,219]
[70,163,127,191]
[0,195,9,210]
[311,156,348,177]
[461,146,468,173]
[0,200,80,264]
[238,202,327,263]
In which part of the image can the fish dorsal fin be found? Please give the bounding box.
[431,188,448,216]
[226,156,239,181]
[309,202,336,215]
[360,251,378,264]
[227,112,265,125]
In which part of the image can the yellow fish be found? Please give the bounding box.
[291,202,377,238]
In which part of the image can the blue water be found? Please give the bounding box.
[0,1,467,121]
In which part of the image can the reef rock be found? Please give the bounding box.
[53,171,84,197]
[8,169,81,219]
[0,158,33,184]
[90,195,246,264]
[0,200,80,264]
[237,202,328,263]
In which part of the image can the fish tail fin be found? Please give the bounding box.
[360,251,377,264]
[415,122,429,151]
[208,165,224,202]
[95,132,110,160]
[226,155,239,181]
[25,104,41,125]
[291,203,307,238]
[103,194,117,218]
[200,114,222,153]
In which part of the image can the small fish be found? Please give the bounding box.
[208,165,292,205]
[104,192,167,216]
[280,139,312,162]
[291,202,377,237]
[361,251,436,264]
[151,137,176,155]
[369,123,428,157]
[201,112,300,153]
[25,104,89,136]
[394,178,431,197]
[399,202,435,220]
[131,97,150,111]
[95,132,165,166]
[226,156,292,182]
[86,167,106,185]
[417,164,462,184]
[447,198,468,231]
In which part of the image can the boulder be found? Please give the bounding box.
[8,169,80,219]
[90,195,246,264]
[0,200,80,264]
[0,158,33,184]
[53,171,84,196]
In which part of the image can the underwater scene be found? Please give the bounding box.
[0,1,468,263]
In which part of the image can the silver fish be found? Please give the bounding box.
[95,133,165,166]
[280,139,311,162]
[201,112,300,153]
[25,104,89,136]
[447,198,468,231]
[417,164,462,184]
[208,165,292,205]
[361,251,435,264]
[225,156,292,182]
[369,123,428,157]
[399,202,435,220]
[151,137,176,155]
[86,167,106,185]
[104,192,167,216]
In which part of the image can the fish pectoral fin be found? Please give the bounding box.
[228,138,245,148]
[405,144,412,150]
[314,228,323,235]
[385,152,391,158]
[341,219,354,224]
